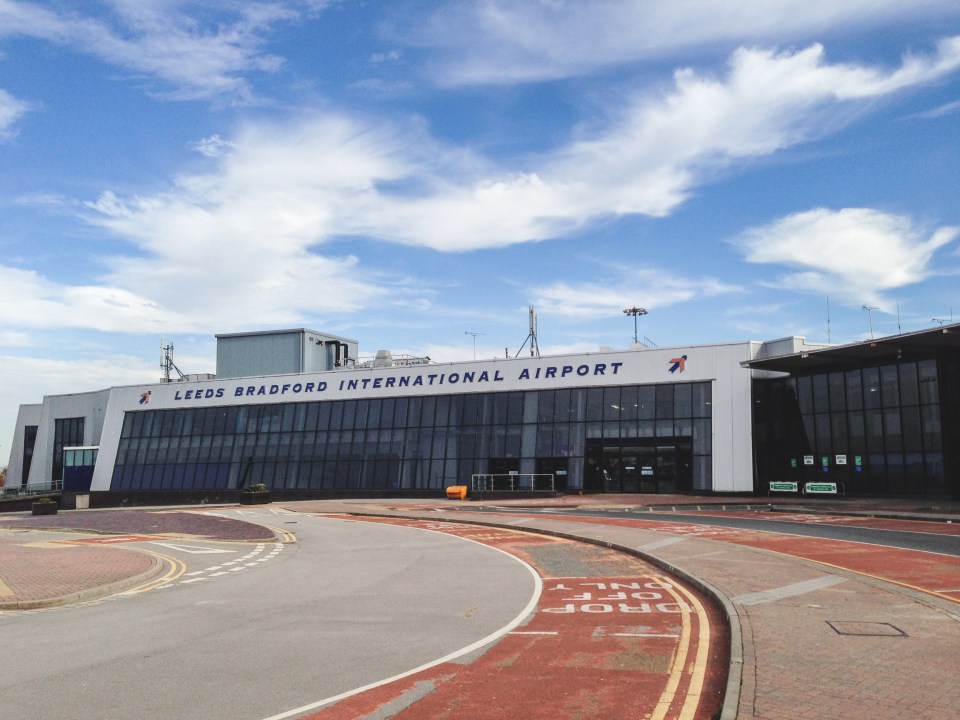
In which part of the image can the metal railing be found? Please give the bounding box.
[1,480,63,498]
[471,473,554,493]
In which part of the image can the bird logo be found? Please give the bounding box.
[668,355,687,373]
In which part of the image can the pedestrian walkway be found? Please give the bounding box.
[287,498,960,720]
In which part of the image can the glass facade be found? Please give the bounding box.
[110,382,712,493]
[753,360,948,495]
[53,417,85,483]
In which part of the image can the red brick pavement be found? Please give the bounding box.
[0,541,159,609]
[0,509,277,541]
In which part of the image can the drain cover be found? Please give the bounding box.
[827,621,907,637]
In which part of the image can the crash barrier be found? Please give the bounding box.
[471,473,555,493]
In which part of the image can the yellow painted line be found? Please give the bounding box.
[646,574,712,720]
[261,524,297,544]
[675,579,711,720]
[109,549,186,597]
[649,575,693,720]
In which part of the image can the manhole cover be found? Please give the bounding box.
[827,621,907,637]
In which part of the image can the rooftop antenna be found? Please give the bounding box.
[897,301,902,334]
[464,330,485,361]
[861,305,877,339]
[161,340,185,383]
[515,306,540,358]
[827,296,831,344]
[933,318,948,327]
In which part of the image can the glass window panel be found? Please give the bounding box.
[619,387,639,421]
[901,406,921,452]
[830,412,848,449]
[692,383,711,418]
[603,387,621,422]
[394,397,410,428]
[553,425,571,456]
[674,418,692,437]
[434,397,451,427]
[536,425,553,456]
[585,388,604,421]
[828,373,845,412]
[124,413,137,438]
[865,410,884,452]
[845,371,863,411]
[637,420,655,438]
[537,391,555,423]
[507,393,524,424]
[422,396,439,426]
[918,360,938,404]
[899,363,919,406]
[693,419,711,455]
[812,375,829,414]
[554,389,571,422]
[921,405,941,451]
[880,365,899,407]
[461,395,478,426]
[884,409,903,452]
[674,384,692,418]
[523,393,539,424]
[293,404,307,432]
[352,401,368,430]
[380,399,395,428]
[303,403,319,432]
[814,414,831,450]
[863,368,881,409]
[638,386,656,420]
[796,376,813,414]
[656,419,674,437]
[504,426,521,457]
[848,412,865,453]
[656,385,674,419]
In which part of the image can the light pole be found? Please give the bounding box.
[623,307,648,345]
[464,331,484,360]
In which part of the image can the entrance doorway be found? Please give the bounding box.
[585,440,692,494]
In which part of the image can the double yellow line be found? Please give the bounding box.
[650,574,711,720]
[111,549,187,597]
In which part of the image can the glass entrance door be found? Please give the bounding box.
[585,439,693,493]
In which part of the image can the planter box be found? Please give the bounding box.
[32,502,58,515]
[239,492,271,505]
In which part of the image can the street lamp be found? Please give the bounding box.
[623,307,648,345]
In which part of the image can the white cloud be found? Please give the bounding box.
[735,208,959,309]
[0,0,311,100]
[529,268,739,319]
[190,134,235,158]
[413,0,960,85]
[10,39,956,336]
[0,87,29,138]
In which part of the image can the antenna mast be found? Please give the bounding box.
[515,306,541,358]
[161,341,186,383]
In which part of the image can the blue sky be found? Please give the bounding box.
[1,1,959,456]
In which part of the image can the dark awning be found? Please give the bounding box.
[744,323,960,373]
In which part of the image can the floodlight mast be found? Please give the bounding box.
[623,306,648,345]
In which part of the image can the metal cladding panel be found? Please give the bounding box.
[216,332,303,378]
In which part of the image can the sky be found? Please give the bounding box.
[1,0,959,457]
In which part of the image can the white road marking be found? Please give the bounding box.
[733,576,847,606]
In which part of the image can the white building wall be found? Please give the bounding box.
[4,404,41,489]
[90,342,759,493]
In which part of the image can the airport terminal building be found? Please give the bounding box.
[5,324,959,501]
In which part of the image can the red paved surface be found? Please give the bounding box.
[0,509,276,541]
[0,540,157,608]
[299,516,728,720]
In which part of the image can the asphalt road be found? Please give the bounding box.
[0,511,538,720]
[479,507,960,556]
